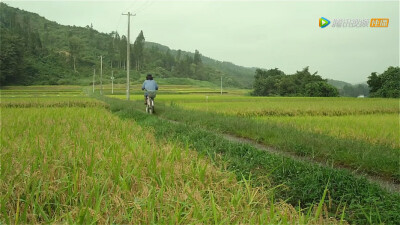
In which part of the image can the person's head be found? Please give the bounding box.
[146,74,153,80]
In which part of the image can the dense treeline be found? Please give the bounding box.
[0,7,42,85]
[367,66,399,98]
[251,67,338,97]
[0,3,253,87]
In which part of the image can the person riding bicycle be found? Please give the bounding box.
[142,74,158,105]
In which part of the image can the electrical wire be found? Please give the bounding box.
[136,0,156,15]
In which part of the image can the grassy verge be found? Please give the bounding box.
[100,96,400,224]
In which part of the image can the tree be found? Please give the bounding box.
[0,31,24,85]
[89,23,94,39]
[252,68,284,96]
[292,67,324,95]
[278,77,296,96]
[30,31,42,55]
[305,82,339,97]
[193,50,202,65]
[252,68,336,97]
[368,67,400,98]
[176,49,182,62]
[43,22,50,47]
[107,40,115,68]
[68,36,82,72]
[119,35,127,69]
[163,49,175,71]
[367,72,381,93]
[132,30,145,71]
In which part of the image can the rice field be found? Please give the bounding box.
[103,94,400,224]
[1,86,340,224]
[155,95,399,148]
[177,96,399,116]
[0,97,107,108]
[0,85,85,97]
[2,85,400,223]
[104,90,400,177]
[259,114,399,148]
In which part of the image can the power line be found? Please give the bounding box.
[134,0,150,13]
[126,0,140,12]
[136,0,155,15]
[115,0,137,34]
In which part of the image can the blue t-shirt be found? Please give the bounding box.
[142,80,158,91]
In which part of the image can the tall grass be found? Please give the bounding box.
[1,107,337,224]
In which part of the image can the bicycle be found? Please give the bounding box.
[145,90,156,114]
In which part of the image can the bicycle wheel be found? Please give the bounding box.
[149,99,154,114]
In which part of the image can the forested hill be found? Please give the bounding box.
[0,3,256,87]
[144,42,257,87]
[327,79,370,97]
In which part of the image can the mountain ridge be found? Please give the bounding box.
[1,3,358,91]
[0,3,256,87]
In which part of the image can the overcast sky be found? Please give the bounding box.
[4,0,399,83]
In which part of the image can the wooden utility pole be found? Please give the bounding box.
[100,55,103,95]
[122,12,135,100]
[220,76,222,95]
[111,71,114,94]
[93,68,95,93]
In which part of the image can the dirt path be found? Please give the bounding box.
[221,132,400,193]
[162,117,400,193]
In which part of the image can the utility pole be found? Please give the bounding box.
[100,55,103,95]
[111,71,114,94]
[220,76,222,95]
[122,12,135,100]
[93,68,96,93]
